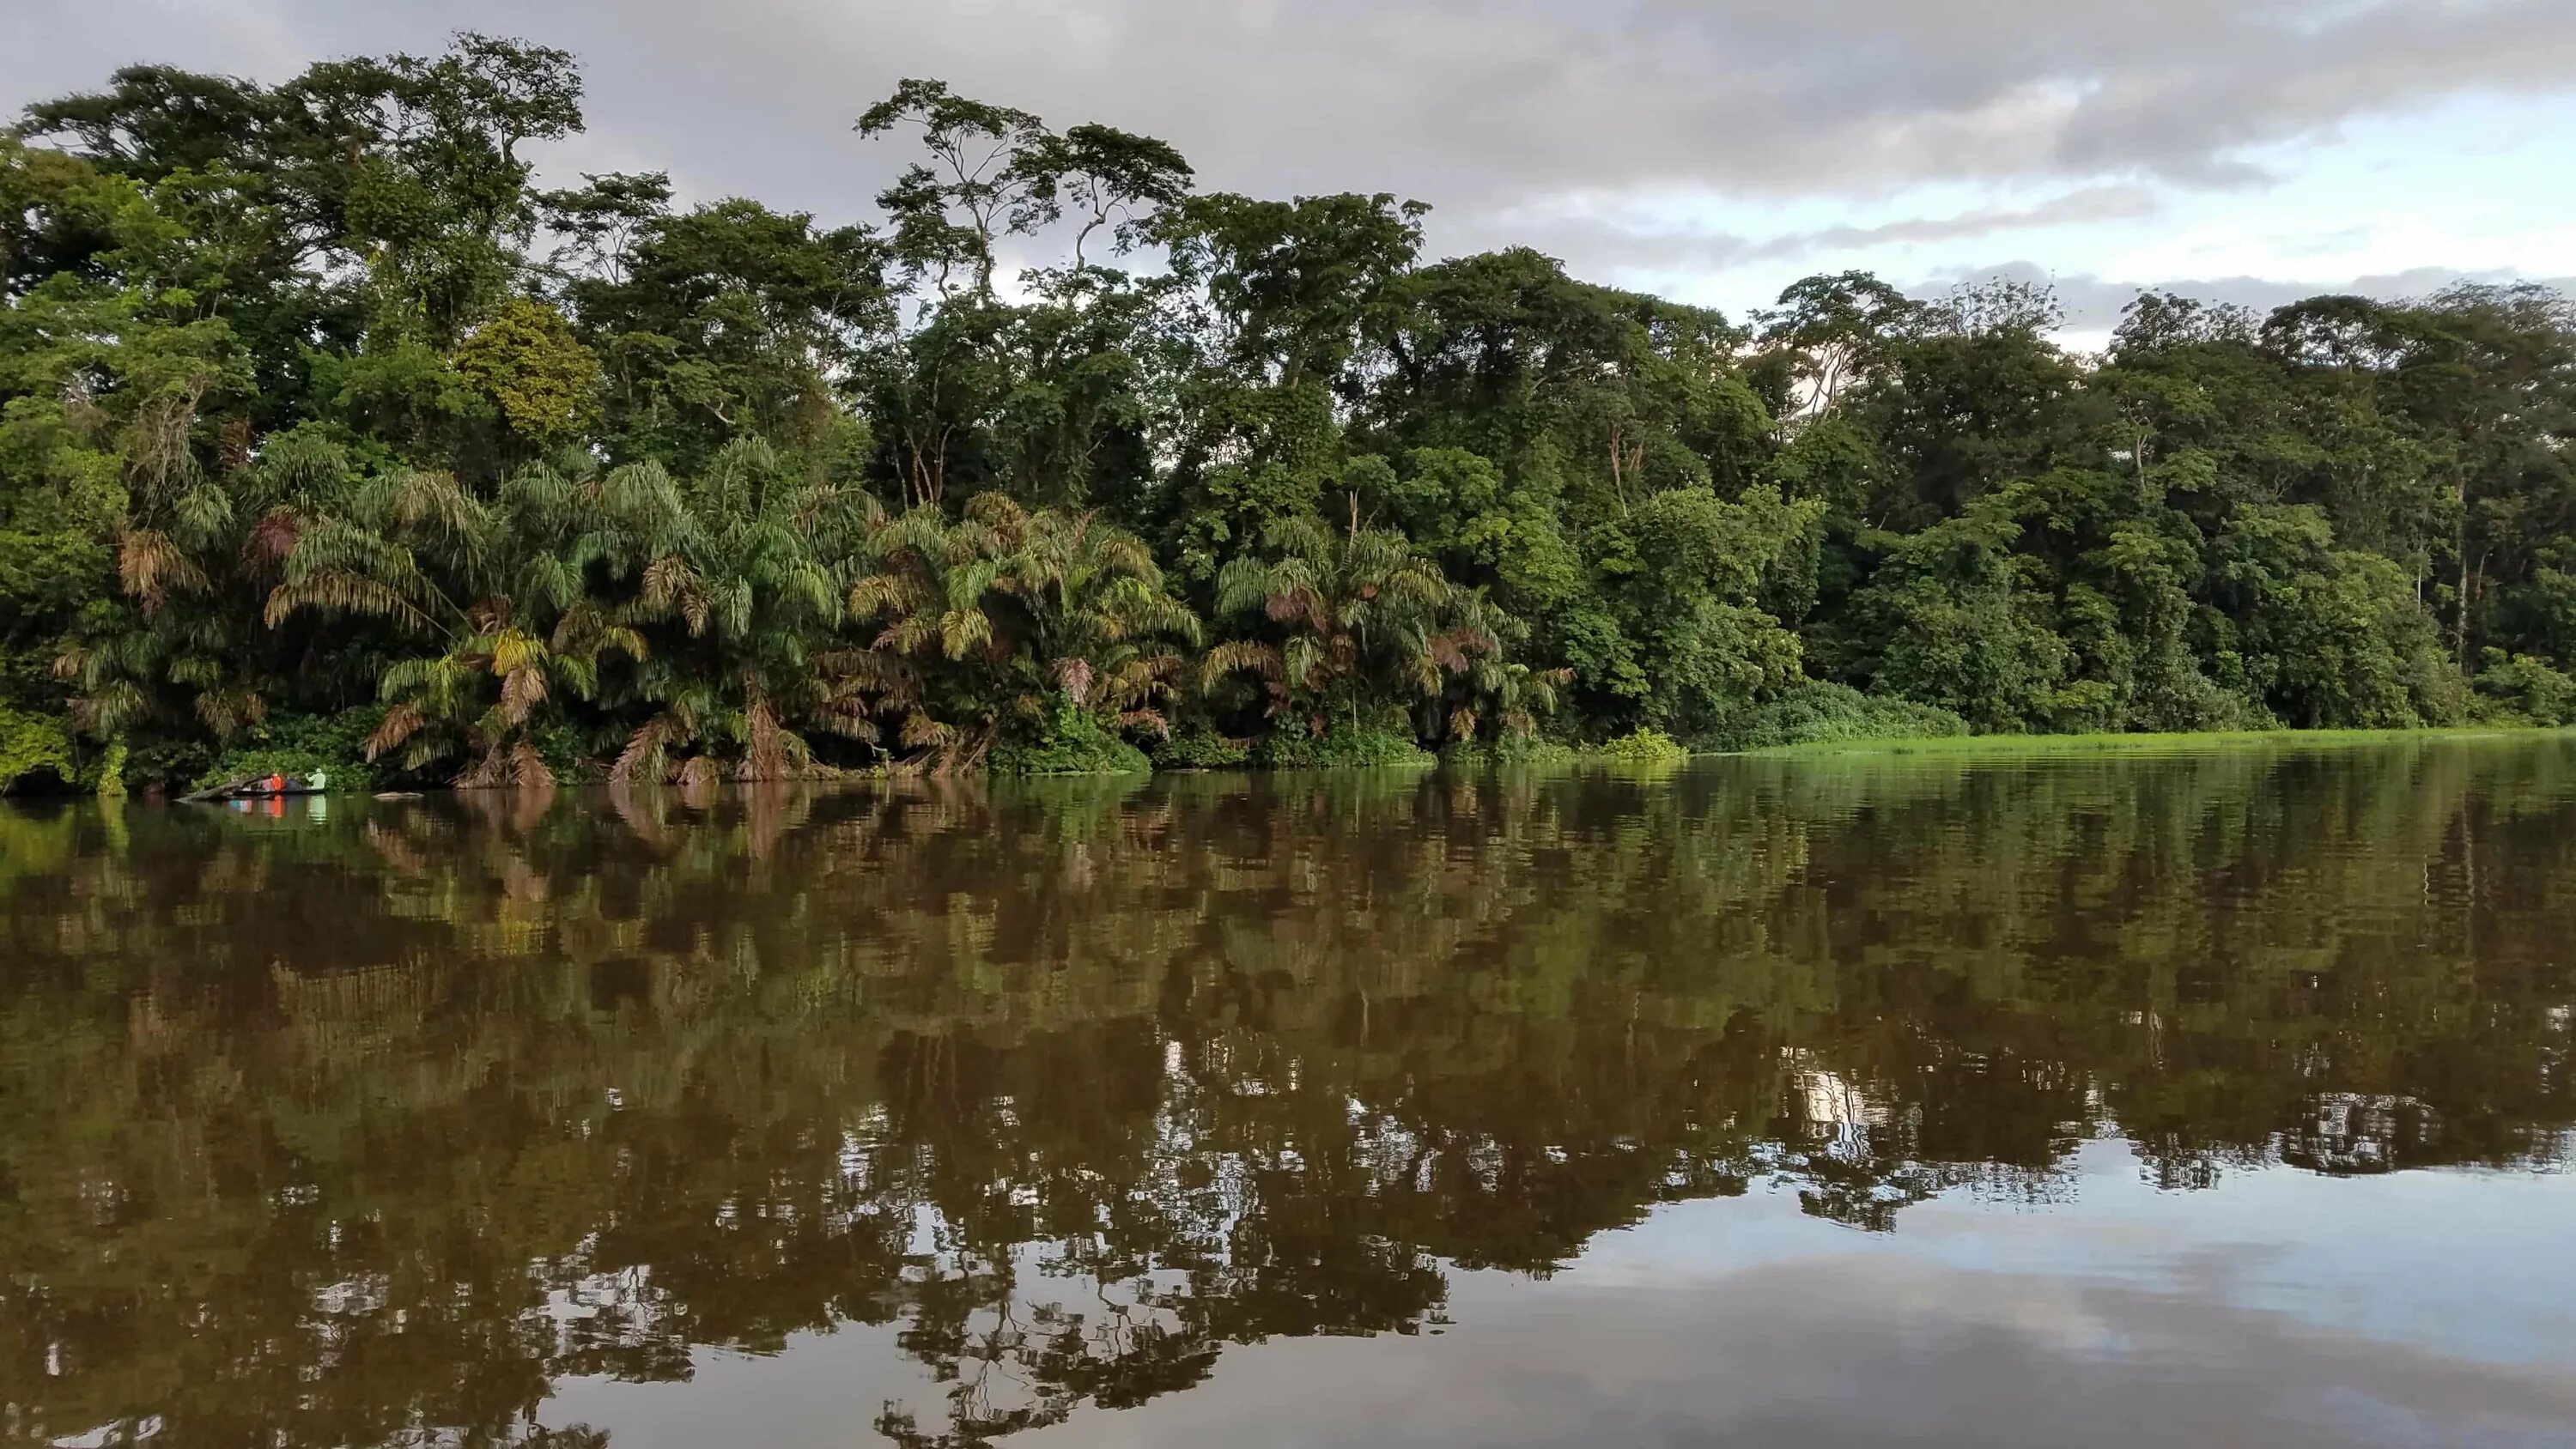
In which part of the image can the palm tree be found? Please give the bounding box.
[848,493,1200,768]
[611,437,878,783]
[266,459,649,786]
[58,426,357,749]
[1203,515,1497,742]
[1437,591,1568,744]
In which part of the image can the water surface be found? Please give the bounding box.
[4,741,2574,1446]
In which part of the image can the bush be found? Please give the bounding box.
[990,701,1152,776]
[2474,650,2576,726]
[1704,681,1968,751]
[2129,668,2272,733]
[0,705,77,795]
[93,740,128,798]
[532,720,608,785]
[1596,727,1690,767]
[1258,726,1433,769]
[1151,726,1254,770]
[194,708,388,793]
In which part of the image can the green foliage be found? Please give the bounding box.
[1596,726,1690,767]
[1257,725,1433,769]
[193,708,386,791]
[1603,485,1818,737]
[2473,650,2576,726]
[92,738,127,797]
[1707,680,1967,752]
[990,698,1151,775]
[1849,490,2071,732]
[453,296,599,440]
[1151,724,1252,770]
[2210,503,2468,728]
[1208,513,1497,749]
[0,703,76,793]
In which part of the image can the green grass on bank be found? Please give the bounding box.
[1742,725,2572,759]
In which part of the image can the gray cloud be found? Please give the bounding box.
[7,1,2572,312]
[15,2,2575,200]
[1753,186,2164,262]
[1498,185,2165,281]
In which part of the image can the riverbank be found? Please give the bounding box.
[1744,725,2572,759]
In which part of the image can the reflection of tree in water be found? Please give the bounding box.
[1,743,2573,1446]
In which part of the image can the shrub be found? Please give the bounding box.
[93,740,128,798]
[1151,726,1253,770]
[194,708,389,793]
[1596,727,1690,767]
[0,705,77,795]
[990,701,1152,776]
[1705,681,1968,751]
[1258,726,1433,769]
[2473,650,2576,727]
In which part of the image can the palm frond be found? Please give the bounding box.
[118,530,206,608]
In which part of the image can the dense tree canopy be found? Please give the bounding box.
[5,37,2573,791]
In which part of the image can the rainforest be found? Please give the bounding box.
[5,35,2574,793]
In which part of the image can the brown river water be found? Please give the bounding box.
[3,739,2573,1447]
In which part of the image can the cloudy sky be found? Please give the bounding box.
[11,0,2575,330]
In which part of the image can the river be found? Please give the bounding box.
[3,739,2573,1446]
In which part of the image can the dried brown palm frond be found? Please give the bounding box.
[68,680,150,737]
[120,382,206,496]
[811,689,883,743]
[898,711,957,750]
[1116,707,1171,737]
[242,509,303,571]
[498,664,547,726]
[641,555,710,635]
[962,492,1029,531]
[818,646,921,712]
[847,571,928,621]
[118,530,206,609]
[875,616,938,655]
[367,703,427,761]
[1201,639,1283,688]
[612,715,682,785]
[216,415,252,474]
[264,568,445,634]
[48,645,92,685]
[510,741,555,790]
[457,742,511,790]
[738,688,814,781]
[1054,655,1096,706]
